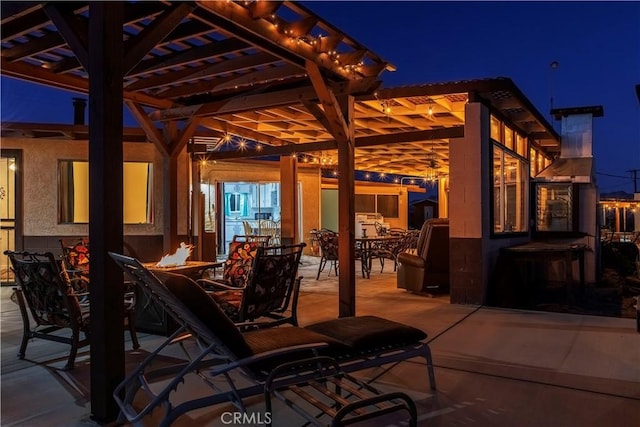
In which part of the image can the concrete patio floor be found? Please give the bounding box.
[1,256,639,426]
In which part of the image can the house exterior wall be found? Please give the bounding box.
[321,181,409,230]
[1,138,170,260]
[449,102,529,304]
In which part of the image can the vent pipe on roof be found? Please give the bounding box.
[72,97,87,125]
[551,106,603,159]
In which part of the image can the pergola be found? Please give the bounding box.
[1,1,559,421]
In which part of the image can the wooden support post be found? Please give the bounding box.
[192,157,203,260]
[280,155,298,245]
[87,2,124,422]
[336,95,356,317]
[306,60,357,317]
[163,153,179,253]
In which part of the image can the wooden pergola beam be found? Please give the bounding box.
[123,2,195,74]
[1,5,49,40]
[201,139,338,160]
[0,59,174,109]
[150,84,319,121]
[200,126,463,161]
[125,100,168,155]
[2,30,65,62]
[305,60,349,141]
[126,51,281,92]
[128,37,250,77]
[43,3,89,71]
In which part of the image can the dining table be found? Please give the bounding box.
[356,235,402,279]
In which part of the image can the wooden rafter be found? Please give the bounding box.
[305,60,349,142]
[43,3,89,71]
[123,2,195,74]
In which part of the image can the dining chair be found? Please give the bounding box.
[259,219,279,245]
[315,229,339,279]
[242,220,253,236]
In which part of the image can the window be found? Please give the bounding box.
[58,161,153,224]
[355,194,375,212]
[504,126,514,151]
[536,183,573,232]
[516,134,527,157]
[377,195,399,218]
[490,115,502,143]
[228,193,242,214]
[530,148,538,177]
[354,193,399,219]
[493,146,528,234]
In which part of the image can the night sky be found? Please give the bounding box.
[2,1,639,194]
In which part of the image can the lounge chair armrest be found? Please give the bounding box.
[196,278,242,291]
[397,252,426,269]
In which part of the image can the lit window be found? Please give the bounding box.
[490,115,502,143]
[58,161,153,224]
[493,146,528,234]
[529,148,537,177]
[504,126,514,151]
[516,134,527,157]
[536,183,573,232]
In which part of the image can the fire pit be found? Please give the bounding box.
[156,242,194,268]
[144,243,222,281]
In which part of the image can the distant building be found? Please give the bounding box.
[409,198,439,229]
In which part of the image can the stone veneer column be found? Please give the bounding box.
[449,102,491,304]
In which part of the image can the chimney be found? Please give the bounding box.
[551,105,603,158]
[72,97,87,125]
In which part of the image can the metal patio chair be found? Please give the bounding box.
[5,250,139,370]
[197,243,305,329]
[108,252,436,427]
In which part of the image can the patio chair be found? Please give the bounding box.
[397,218,450,295]
[5,250,139,370]
[108,252,436,427]
[316,229,339,279]
[59,237,90,295]
[203,234,270,288]
[259,219,280,245]
[316,229,375,278]
[242,220,253,235]
[195,243,306,329]
[375,230,414,273]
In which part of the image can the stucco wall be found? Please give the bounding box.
[1,137,165,236]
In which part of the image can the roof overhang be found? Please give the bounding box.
[535,157,594,184]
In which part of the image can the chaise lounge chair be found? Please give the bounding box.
[109,252,436,426]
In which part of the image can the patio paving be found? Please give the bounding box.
[1,256,639,426]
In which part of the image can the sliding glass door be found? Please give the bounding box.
[220,182,280,253]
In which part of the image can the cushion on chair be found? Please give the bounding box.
[243,326,346,376]
[305,316,427,351]
[243,327,344,355]
[210,289,244,320]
